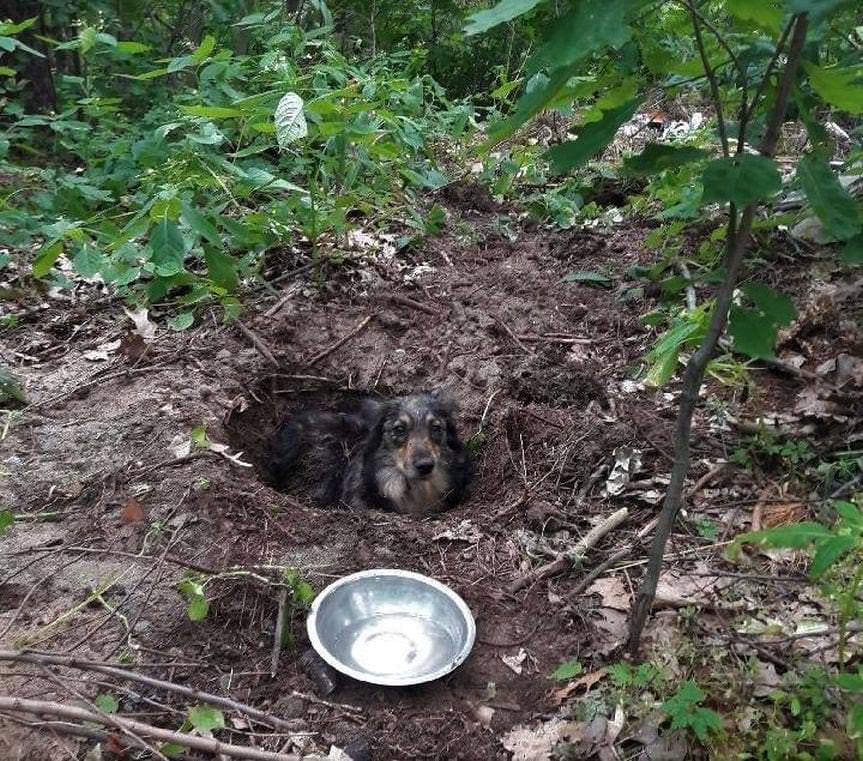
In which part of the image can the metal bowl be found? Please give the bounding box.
[307,569,476,686]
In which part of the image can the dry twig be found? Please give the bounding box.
[0,697,299,761]
[509,507,629,593]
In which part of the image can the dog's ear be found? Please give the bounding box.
[358,398,384,423]
[429,388,457,415]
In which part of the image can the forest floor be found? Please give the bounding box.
[1,181,862,760]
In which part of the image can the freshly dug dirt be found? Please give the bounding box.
[2,187,859,759]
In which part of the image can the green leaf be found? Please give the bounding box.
[168,55,195,73]
[551,659,583,681]
[32,240,63,279]
[191,425,210,448]
[729,306,778,359]
[181,105,244,119]
[72,245,105,279]
[0,17,37,35]
[424,205,447,235]
[464,0,547,35]
[486,63,582,146]
[188,705,225,732]
[192,34,216,62]
[810,535,856,578]
[836,672,863,692]
[661,680,723,741]
[797,153,861,240]
[645,346,681,388]
[293,580,315,606]
[79,27,97,54]
[741,283,797,326]
[848,702,863,740]
[526,0,636,75]
[0,66,16,76]
[95,694,119,714]
[168,312,194,331]
[787,0,855,22]
[738,522,833,549]
[0,510,13,536]
[623,144,708,176]
[835,501,863,527]
[150,219,185,276]
[727,0,783,33]
[181,204,221,245]
[547,99,640,173]
[804,63,863,114]
[129,68,170,80]
[0,368,26,404]
[116,41,151,54]
[701,155,782,207]
[204,248,238,291]
[840,235,863,265]
[562,270,613,287]
[186,594,209,621]
[275,92,308,148]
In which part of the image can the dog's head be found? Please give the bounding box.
[376,391,457,481]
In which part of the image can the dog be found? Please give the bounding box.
[269,391,472,516]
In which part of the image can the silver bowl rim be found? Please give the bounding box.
[306,568,476,686]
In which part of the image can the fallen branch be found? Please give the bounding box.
[236,321,280,369]
[307,315,374,366]
[0,650,297,731]
[509,507,629,593]
[389,293,439,316]
[0,697,299,761]
[570,516,659,599]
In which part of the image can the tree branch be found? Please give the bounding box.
[0,697,299,761]
[687,0,730,156]
[0,650,298,732]
[627,13,810,655]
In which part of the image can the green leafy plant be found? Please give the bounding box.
[551,658,583,682]
[661,679,724,742]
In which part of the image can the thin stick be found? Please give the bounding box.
[306,315,374,366]
[270,588,288,678]
[509,507,629,593]
[236,321,280,368]
[687,0,729,157]
[389,294,439,317]
[0,651,298,731]
[496,320,534,355]
[38,665,170,761]
[0,697,298,761]
[571,517,659,598]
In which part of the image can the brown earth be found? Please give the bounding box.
[1,182,860,760]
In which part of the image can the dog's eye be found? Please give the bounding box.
[391,422,407,437]
[430,420,444,436]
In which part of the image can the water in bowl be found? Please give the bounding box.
[331,612,457,679]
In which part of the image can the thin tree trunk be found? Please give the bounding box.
[627,14,810,654]
[0,0,57,112]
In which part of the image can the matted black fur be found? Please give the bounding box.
[269,392,472,516]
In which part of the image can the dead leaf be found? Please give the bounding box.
[550,668,608,705]
[120,497,147,524]
[605,446,643,496]
[586,577,630,611]
[169,434,192,459]
[123,307,157,341]
[473,704,495,729]
[592,608,628,655]
[502,648,527,675]
[433,519,481,543]
[501,719,573,761]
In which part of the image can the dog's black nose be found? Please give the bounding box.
[414,458,435,476]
